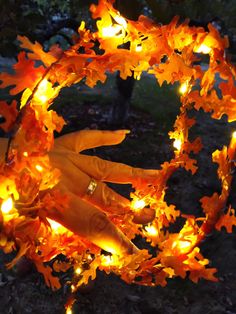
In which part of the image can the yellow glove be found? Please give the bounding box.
[1,130,157,256]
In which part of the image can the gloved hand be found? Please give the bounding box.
[1,130,157,256]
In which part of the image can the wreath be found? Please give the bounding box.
[0,0,236,312]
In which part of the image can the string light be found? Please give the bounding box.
[66,307,73,314]
[179,81,189,95]
[195,43,212,54]
[101,25,123,38]
[75,266,82,276]
[47,218,67,234]
[35,164,43,172]
[145,225,158,236]
[113,15,127,29]
[135,45,142,52]
[173,139,182,151]
[131,199,146,212]
[1,197,13,214]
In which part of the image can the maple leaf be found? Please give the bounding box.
[0,100,18,132]
[0,51,45,95]
[215,207,236,233]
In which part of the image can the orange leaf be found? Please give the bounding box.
[0,100,18,132]
[35,262,61,290]
[0,51,45,95]
[17,35,62,67]
[216,207,236,233]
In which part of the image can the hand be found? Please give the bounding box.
[1,130,157,256]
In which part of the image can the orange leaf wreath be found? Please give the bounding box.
[0,0,236,312]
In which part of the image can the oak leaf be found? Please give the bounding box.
[0,100,18,132]
[215,207,236,233]
[0,52,45,95]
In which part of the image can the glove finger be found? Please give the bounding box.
[45,185,138,256]
[132,207,156,224]
[50,152,130,214]
[83,179,131,215]
[67,153,134,184]
[54,129,130,153]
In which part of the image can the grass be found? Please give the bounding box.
[132,75,181,130]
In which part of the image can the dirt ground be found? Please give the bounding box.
[0,98,236,314]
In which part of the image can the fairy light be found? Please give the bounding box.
[228,130,236,160]
[131,199,146,212]
[35,164,43,172]
[34,79,52,104]
[135,45,142,52]
[1,197,13,214]
[47,218,67,234]
[75,266,82,276]
[23,151,28,157]
[101,25,123,38]
[101,254,119,267]
[195,43,212,54]
[172,239,192,254]
[173,139,182,151]
[179,81,189,95]
[113,15,127,29]
[178,240,191,250]
[145,225,158,236]
[66,307,73,314]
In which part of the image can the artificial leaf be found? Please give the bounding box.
[35,262,61,290]
[215,207,236,233]
[0,52,45,95]
[17,35,61,67]
[0,100,18,132]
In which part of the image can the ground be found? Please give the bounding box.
[0,75,236,314]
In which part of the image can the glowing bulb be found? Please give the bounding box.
[101,254,119,266]
[35,164,43,172]
[145,225,158,236]
[135,45,142,52]
[1,197,13,214]
[47,218,67,234]
[228,130,236,160]
[34,79,52,104]
[38,95,48,103]
[114,15,127,28]
[101,255,113,266]
[195,43,211,54]
[23,151,28,157]
[179,81,189,95]
[101,25,122,38]
[71,285,76,293]
[66,307,73,314]
[172,240,192,254]
[75,266,82,275]
[132,199,146,211]
[178,240,191,250]
[173,139,182,151]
